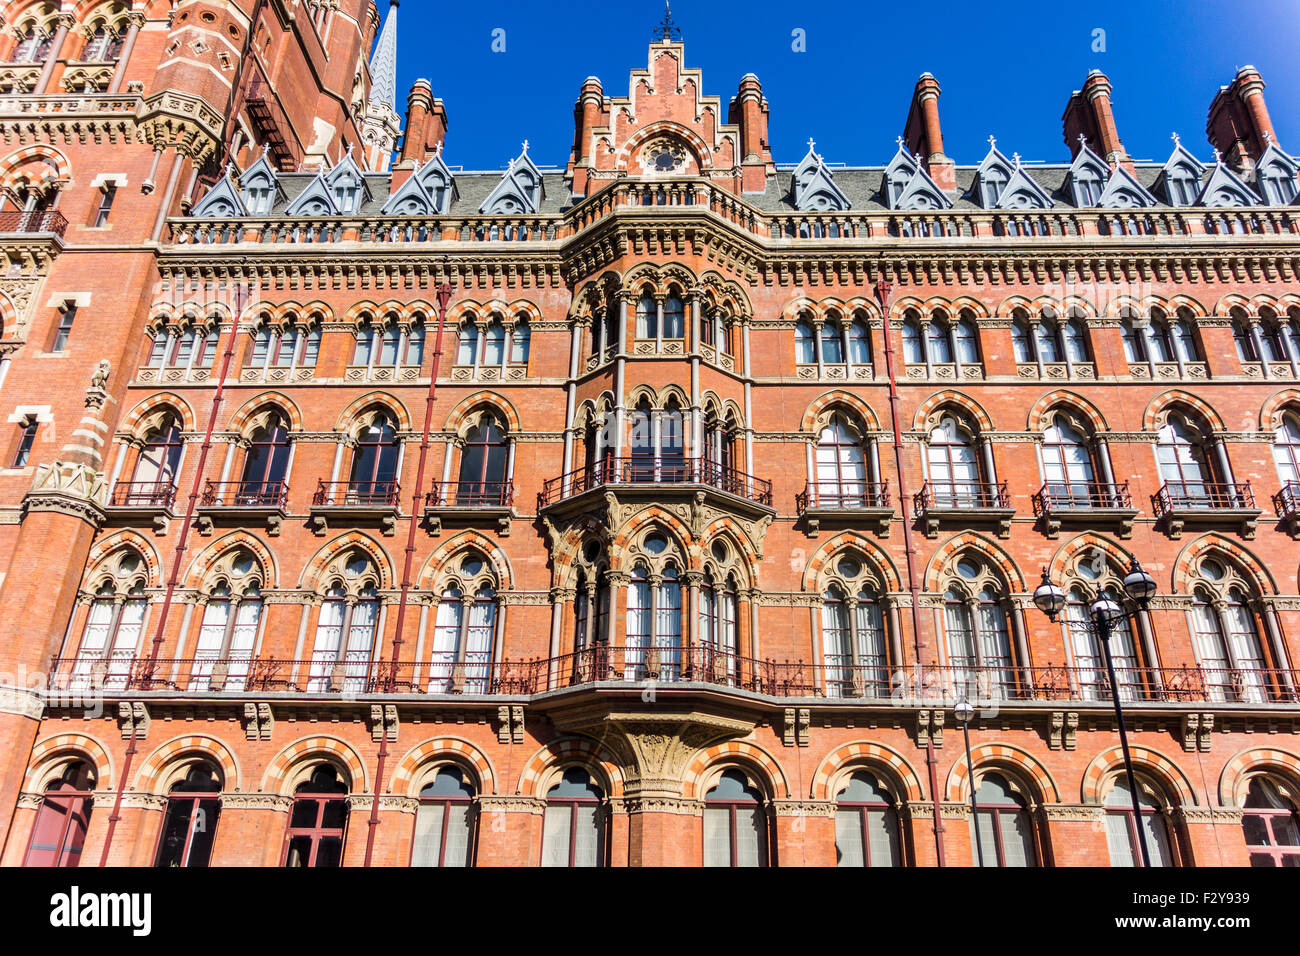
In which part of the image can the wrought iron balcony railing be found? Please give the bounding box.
[1031,481,1133,514]
[425,480,514,508]
[796,480,890,512]
[0,209,68,237]
[312,479,400,508]
[912,480,1011,515]
[1152,481,1254,515]
[201,480,289,509]
[538,457,773,508]
[1273,482,1300,520]
[109,481,176,509]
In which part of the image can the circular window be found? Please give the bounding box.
[643,142,686,173]
[1201,559,1225,581]
[711,541,729,563]
[837,554,861,579]
[956,558,981,580]
[462,554,486,577]
[1077,558,1101,581]
[231,552,255,576]
[643,533,668,555]
[117,553,140,575]
[344,554,369,577]
[582,540,603,564]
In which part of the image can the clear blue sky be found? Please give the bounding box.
[386,0,1299,170]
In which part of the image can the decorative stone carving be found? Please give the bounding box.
[369,703,398,742]
[0,687,44,720]
[494,704,525,744]
[915,709,944,748]
[117,700,149,739]
[23,460,107,526]
[781,707,810,747]
[1181,712,1214,752]
[242,701,273,740]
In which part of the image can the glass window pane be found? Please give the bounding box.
[835,809,865,867]
[541,806,571,867]
[703,806,732,867]
[411,802,445,867]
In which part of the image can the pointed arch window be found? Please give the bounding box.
[1062,586,1140,700]
[821,584,889,697]
[704,769,769,867]
[848,316,872,364]
[795,319,816,364]
[814,413,867,506]
[819,321,844,364]
[925,415,984,506]
[981,167,1008,207]
[635,295,657,340]
[1156,412,1217,501]
[1105,776,1177,867]
[835,770,903,867]
[72,582,148,690]
[1259,162,1298,205]
[307,584,379,693]
[663,295,685,340]
[1041,415,1097,507]
[154,764,222,868]
[23,762,95,867]
[348,413,399,501]
[131,414,184,489]
[573,568,611,654]
[1167,165,1199,206]
[412,766,477,867]
[1190,587,1269,703]
[239,413,291,501]
[191,583,261,691]
[284,765,349,867]
[926,319,953,363]
[510,320,530,363]
[11,26,53,64]
[1242,777,1300,867]
[456,414,509,505]
[455,323,479,366]
[971,773,1039,867]
[541,768,607,867]
[944,585,1014,698]
[900,316,924,364]
[699,571,738,670]
[482,320,506,366]
[82,24,124,62]
[624,564,682,680]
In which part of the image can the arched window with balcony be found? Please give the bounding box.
[236,411,291,505]
[571,541,611,661]
[703,768,770,867]
[412,765,478,867]
[698,569,738,665]
[429,553,499,694]
[10,21,54,64]
[1188,556,1275,704]
[924,413,989,507]
[1062,585,1142,700]
[129,412,184,493]
[1155,409,1228,506]
[24,760,96,867]
[1242,776,1300,866]
[623,529,683,681]
[818,550,891,698]
[154,763,222,868]
[702,404,737,476]
[68,548,151,690]
[284,764,349,867]
[812,412,869,507]
[835,770,903,867]
[306,550,382,693]
[1273,410,1300,488]
[1039,411,1113,508]
[1104,774,1179,867]
[189,547,265,692]
[345,410,399,504]
[541,767,607,867]
[454,412,509,506]
[941,555,1018,700]
[970,771,1040,867]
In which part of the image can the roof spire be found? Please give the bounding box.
[368,0,399,110]
[655,1,681,41]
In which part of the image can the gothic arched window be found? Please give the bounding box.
[412,766,478,867]
[704,769,769,867]
[1273,410,1300,487]
[239,412,291,498]
[814,413,867,506]
[1041,414,1097,506]
[154,763,222,868]
[835,770,903,867]
[456,413,509,505]
[971,772,1039,867]
[542,768,607,867]
[1243,776,1300,867]
[23,761,96,867]
[1104,775,1178,867]
[347,412,399,501]
[925,415,983,506]
[284,765,349,867]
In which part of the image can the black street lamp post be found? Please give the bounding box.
[954,697,984,867]
[1033,556,1158,867]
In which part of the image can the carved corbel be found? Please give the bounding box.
[117,700,149,739]
[369,704,398,742]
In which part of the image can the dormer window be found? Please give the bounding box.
[1074,169,1103,206]
[1168,165,1199,205]
[981,168,1007,207]
[1259,161,1298,205]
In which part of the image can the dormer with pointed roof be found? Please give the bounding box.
[1157,136,1207,206]
[994,156,1054,210]
[895,163,953,211]
[238,152,285,215]
[973,139,1015,208]
[285,150,374,217]
[1097,163,1158,209]
[883,140,918,207]
[1198,153,1260,207]
[790,140,850,211]
[1065,138,1110,206]
[1252,139,1300,205]
[189,169,247,218]
[480,144,545,215]
[382,148,459,215]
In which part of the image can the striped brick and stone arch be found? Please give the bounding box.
[119,392,197,436]
[0,145,71,202]
[83,529,163,592]
[262,735,369,795]
[1045,532,1134,591]
[810,741,925,803]
[626,382,689,412]
[698,271,753,321]
[1026,389,1108,433]
[620,260,696,299]
[912,389,995,433]
[182,530,278,591]
[0,290,16,339]
[1081,745,1196,807]
[1218,747,1300,808]
[1170,534,1276,597]
[569,273,621,322]
[782,295,825,323]
[1213,291,1256,316]
[888,294,928,320]
[1166,292,1209,318]
[136,734,240,794]
[948,295,991,320]
[298,531,395,592]
[332,391,412,434]
[442,391,521,437]
[24,733,114,792]
[1259,388,1300,431]
[923,532,1026,593]
[270,299,334,329]
[547,513,614,589]
[610,506,692,572]
[390,736,498,797]
[517,736,625,799]
[800,390,883,436]
[341,299,402,330]
[684,740,788,800]
[945,742,1061,806]
[616,121,715,174]
[1141,389,1226,433]
[994,294,1036,319]
[417,530,513,592]
[800,532,901,594]
[227,391,304,435]
[698,516,760,587]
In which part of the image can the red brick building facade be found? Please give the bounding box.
[1,1,1299,868]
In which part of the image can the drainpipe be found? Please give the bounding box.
[362,282,453,867]
[875,275,946,867]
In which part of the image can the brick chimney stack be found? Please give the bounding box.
[396,79,447,166]
[903,73,955,191]
[567,76,606,196]
[1207,65,1279,173]
[729,74,774,193]
[1062,70,1131,169]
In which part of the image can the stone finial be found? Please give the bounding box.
[987,134,997,148]
[1171,131,1181,146]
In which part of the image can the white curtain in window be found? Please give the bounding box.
[624,576,651,679]
[226,599,260,690]
[703,807,732,867]
[106,598,146,689]
[190,600,230,690]
[465,593,496,692]
[541,806,571,867]
[429,597,462,693]
[307,600,345,692]
[341,598,377,693]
